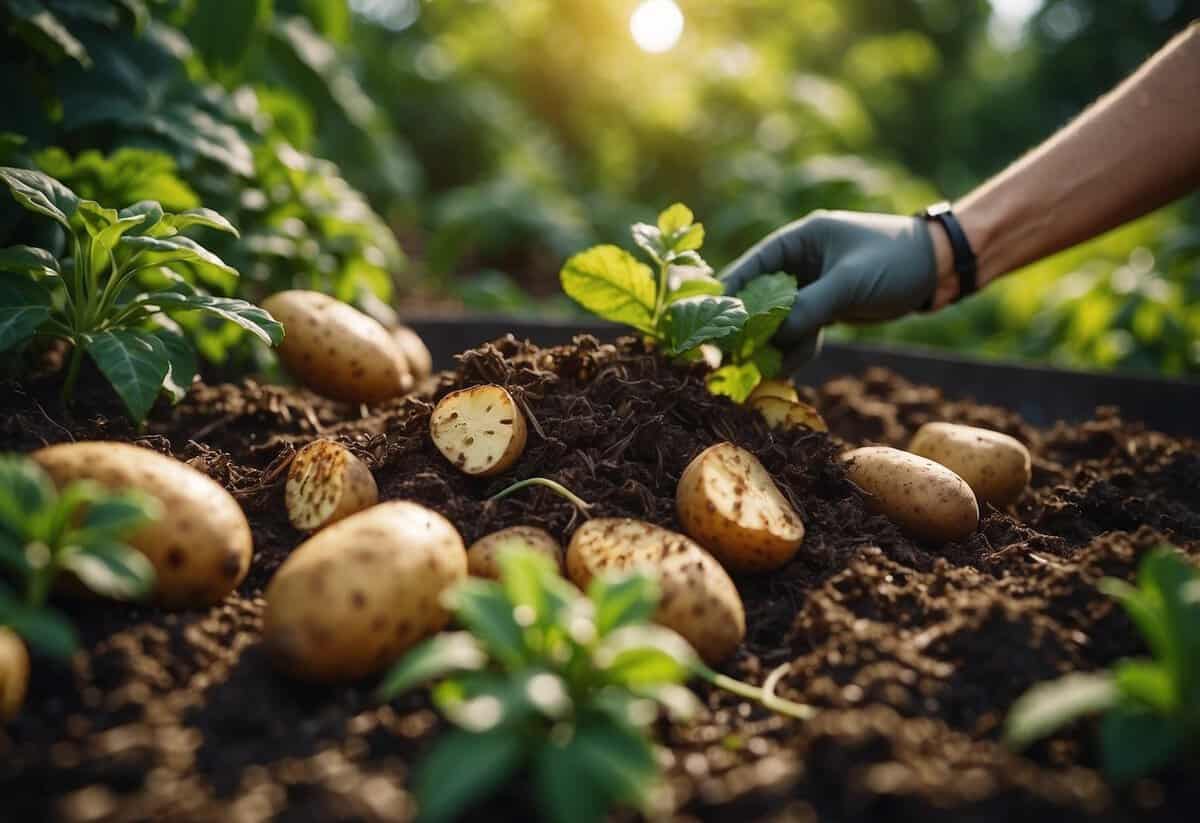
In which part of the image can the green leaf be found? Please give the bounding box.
[498,548,560,622]
[447,580,527,668]
[595,624,698,686]
[119,201,166,236]
[631,682,701,721]
[61,541,155,601]
[152,325,198,404]
[0,455,55,538]
[1004,672,1119,748]
[120,234,239,287]
[0,166,79,229]
[0,601,78,659]
[1100,705,1185,782]
[184,0,272,77]
[749,343,784,379]
[560,245,656,334]
[534,735,612,823]
[631,223,668,264]
[414,729,527,823]
[728,273,797,358]
[673,222,705,253]
[663,296,747,356]
[133,291,284,347]
[375,632,488,700]
[86,329,170,423]
[706,362,762,403]
[570,716,658,804]
[4,0,91,66]
[1140,549,1200,702]
[657,203,694,237]
[0,245,60,278]
[1114,659,1177,714]
[589,574,659,637]
[0,276,54,352]
[666,275,724,304]
[80,201,146,275]
[163,208,240,238]
[1100,576,1171,670]
[77,491,159,538]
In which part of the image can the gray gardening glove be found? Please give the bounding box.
[722,210,939,372]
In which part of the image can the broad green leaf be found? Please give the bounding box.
[0,276,53,352]
[534,734,613,823]
[1140,549,1200,702]
[76,491,160,538]
[657,203,694,237]
[728,273,797,358]
[0,245,60,278]
[0,601,78,659]
[375,632,488,700]
[77,200,120,236]
[589,574,659,636]
[706,362,762,403]
[447,580,526,668]
[119,235,239,288]
[1100,576,1170,670]
[570,716,659,805]
[749,343,784,379]
[595,624,698,686]
[134,291,284,347]
[631,223,667,264]
[86,329,170,423]
[80,202,146,275]
[163,208,240,238]
[560,245,656,334]
[1004,672,1119,748]
[1114,659,1177,714]
[673,222,705,253]
[152,325,198,404]
[119,201,166,236]
[414,729,527,823]
[62,541,156,601]
[666,275,723,305]
[4,0,91,66]
[663,296,747,356]
[0,455,55,537]
[184,0,272,77]
[434,669,557,731]
[0,167,79,229]
[497,548,560,621]
[1100,705,1185,782]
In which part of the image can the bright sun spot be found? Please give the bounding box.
[630,0,684,54]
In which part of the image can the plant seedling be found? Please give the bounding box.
[0,167,283,422]
[1006,547,1200,781]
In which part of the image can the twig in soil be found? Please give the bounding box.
[489,477,592,516]
[693,662,815,721]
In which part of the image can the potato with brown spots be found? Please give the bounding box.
[0,628,29,722]
[908,422,1032,507]
[468,526,561,580]
[676,442,805,573]
[566,518,745,664]
[748,379,799,404]
[32,442,252,609]
[392,324,433,380]
[263,501,467,682]
[286,440,378,532]
[751,397,828,432]
[263,290,412,404]
[430,385,527,477]
[842,446,979,543]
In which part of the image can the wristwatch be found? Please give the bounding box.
[918,201,978,302]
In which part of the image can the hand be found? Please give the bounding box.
[721,210,947,371]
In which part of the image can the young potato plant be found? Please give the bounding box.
[1006,547,1200,781]
[559,204,795,401]
[0,167,283,422]
[378,549,813,823]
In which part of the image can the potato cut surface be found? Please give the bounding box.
[286,439,379,532]
[748,379,799,404]
[468,526,562,580]
[0,628,29,722]
[430,385,527,477]
[676,442,805,573]
[752,397,828,432]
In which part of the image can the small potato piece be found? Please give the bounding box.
[286,440,378,532]
[909,422,1032,507]
[430,385,527,477]
[263,501,467,682]
[676,443,805,573]
[33,442,253,609]
[263,290,411,404]
[392,324,433,379]
[0,628,29,722]
[843,446,979,544]
[748,379,799,404]
[567,518,745,664]
[752,397,828,432]
[467,526,562,580]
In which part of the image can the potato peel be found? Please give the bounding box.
[468,526,562,579]
[286,440,379,532]
[752,397,828,432]
[430,385,527,477]
[748,379,799,404]
[0,628,29,722]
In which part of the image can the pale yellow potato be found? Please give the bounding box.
[286,440,378,532]
[566,518,745,664]
[263,290,411,404]
[33,442,253,609]
[468,526,562,580]
[430,385,527,477]
[263,501,467,682]
[748,379,799,404]
[392,324,433,379]
[842,446,979,544]
[751,397,828,432]
[0,628,29,722]
[676,443,805,573]
[909,422,1032,508]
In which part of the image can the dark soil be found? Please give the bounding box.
[1,335,1198,823]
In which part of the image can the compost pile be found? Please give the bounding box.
[1,335,1198,823]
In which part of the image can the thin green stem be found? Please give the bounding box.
[694,663,816,721]
[61,340,85,406]
[489,478,592,516]
[652,258,670,328]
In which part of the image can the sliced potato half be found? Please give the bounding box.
[430,385,528,477]
[748,379,800,404]
[752,397,828,432]
[286,439,379,532]
[676,442,805,573]
[468,526,562,579]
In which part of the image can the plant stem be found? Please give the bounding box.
[652,259,670,328]
[694,663,815,721]
[489,478,592,515]
[61,340,85,406]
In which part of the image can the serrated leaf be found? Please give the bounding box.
[414,729,527,823]
[0,276,54,351]
[728,273,797,358]
[134,290,283,347]
[663,296,747,356]
[86,329,170,423]
[1100,705,1185,781]
[560,245,656,334]
[706,362,762,403]
[62,541,155,601]
[0,245,60,278]
[376,632,488,700]
[0,166,79,229]
[1005,672,1119,748]
[657,203,693,236]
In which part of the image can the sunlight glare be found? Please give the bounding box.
[630,0,684,54]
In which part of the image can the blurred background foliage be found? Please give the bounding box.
[0,0,1197,375]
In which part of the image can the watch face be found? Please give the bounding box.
[926,201,952,217]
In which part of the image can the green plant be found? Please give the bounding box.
[0,454,158,659]
[0,167,283,422]
[378,549,812,823]
[1006,547,1200,781]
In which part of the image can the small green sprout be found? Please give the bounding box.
[1006,546,1200,781]
[0,454,159,659]
[377,549,811,823]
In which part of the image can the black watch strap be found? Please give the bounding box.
[919,201,977,302]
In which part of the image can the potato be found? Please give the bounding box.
[751,397,828,432]
[263,501,467,682]
[676,443,805,573]
[32,442,253,609]
[392,324,433,380]
[430,385,527,477]
[468,526,562,580]
[263,290,412,404]
[909,422,1032,507]
[286,439,378,532]
[566,518,745,664]
[748,379,799,404]
[842,446,979,543]
[0,628,29,722]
